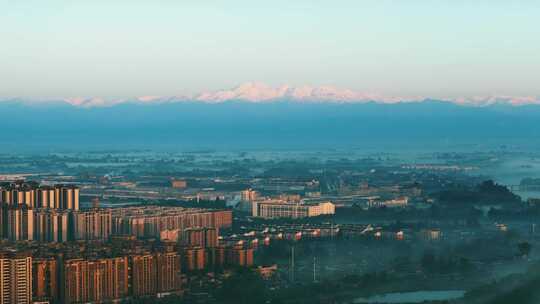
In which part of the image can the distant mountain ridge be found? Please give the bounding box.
[2,96,540,152]
[2,82,540,108]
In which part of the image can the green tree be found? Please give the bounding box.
[518,242,532,257]
[215,269,267,304]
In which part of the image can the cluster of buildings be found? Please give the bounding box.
[1,204,233,243]
[0,249,182,304]
[0,181,249,304]
[158,227,254,272]
[111,206,232,239]
[0,202,114,243]
[1,235,256,304]
[239,188,336,219]
[0,182,82,242]
[1,182,233,244]
[0,182,80,210]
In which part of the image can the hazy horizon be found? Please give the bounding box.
[2,100,540,153]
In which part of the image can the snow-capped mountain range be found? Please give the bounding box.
[59,82,408,107]
[195,82,400,103]
[3,82,540,107]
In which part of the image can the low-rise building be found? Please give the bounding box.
[252,200,335,219]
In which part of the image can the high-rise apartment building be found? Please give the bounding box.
[58,187,79,211]
[207,246,226,269]
[131,254,157,297]
[6,208,33,241]
[63,257,129,304]
[73,209,112,241]
[0,182,79,211]
[183,247,206,272]
[155,252,182,295]
[240,189,258,202]
[182,227,218,248]
[33,210,70,243]
[111,206,232,239]
[35,187,55,209]
[0,254,32,304]
[212,210,233,229]
[32,258,58,303]
[225,245,254,267]
[131,252,182,298]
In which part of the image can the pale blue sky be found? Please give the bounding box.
[1,0,539,99]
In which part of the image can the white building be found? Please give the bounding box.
[252,200,335,219]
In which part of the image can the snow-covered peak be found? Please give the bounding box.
[195,82,402,103]
[452,96,540,107]
[63,97,113,107]
[196,82,289,102]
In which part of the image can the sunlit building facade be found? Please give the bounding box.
[0,254,32,304]
[63,257,129,304]
[0,182,79,211]
[73,209,112,241]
